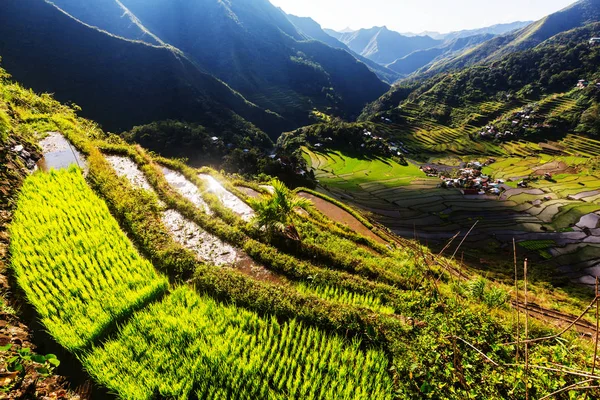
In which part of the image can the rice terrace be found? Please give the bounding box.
[3,0,600,399]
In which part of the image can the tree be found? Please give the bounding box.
[248,179,312,240]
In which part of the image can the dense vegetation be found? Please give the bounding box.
[84,286,393,399]
[3,1,600,397]
[361,18,600,137]
[122,119,272,169]
[9,168,168,351]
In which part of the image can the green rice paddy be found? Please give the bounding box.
[303,147,433,190]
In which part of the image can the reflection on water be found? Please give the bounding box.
[199,174,254,221]
[37,132,87,174]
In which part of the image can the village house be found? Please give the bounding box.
[577,79,589,89]
[589,37,600,45]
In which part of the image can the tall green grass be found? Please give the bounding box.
[9,167,168,351]
[84,287,394,400]
[296,283,395,315]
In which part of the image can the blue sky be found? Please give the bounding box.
[269,0,578,34]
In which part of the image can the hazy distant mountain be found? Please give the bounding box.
[405,21,532,41]
[414,0,600,78]
[386,33,494,75]
[286,14,402,83]
[336,26,441,65]
[5,0,390,134]
[324,27,355,39]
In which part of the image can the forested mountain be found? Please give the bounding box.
[386,34,494,75]
[336,27,441,65]
[0,0,280,139]
[285,14,402,83]
[414,0,600,78]
[44,0,389,128]
[361,20,600,140]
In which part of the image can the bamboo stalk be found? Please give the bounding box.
[524,258,529,400]
[438,231,461,256]
[451,335,499,367]
[538,379,595,400]
[514,238,520,364]
[451,220,479,259]
[593,276,599,376]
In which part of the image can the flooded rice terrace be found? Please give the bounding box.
[37,132,87,173]
[161,166,213,214]
[199,174,254,221]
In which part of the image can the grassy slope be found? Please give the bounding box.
[2,66,600,399]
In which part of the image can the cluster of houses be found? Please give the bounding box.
[589,37,600,46]
[478,104,545,140]
[425,159,508,196]
[478,124,516,140]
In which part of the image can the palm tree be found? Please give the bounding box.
[248,179,312,240]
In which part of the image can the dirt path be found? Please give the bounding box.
[298,192,387,245]
[513,301,597,337]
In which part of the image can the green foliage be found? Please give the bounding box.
[248,179,312,238]
[296,283,395,314]
[280,120,406,163]
[9,167,168,351]
[0,108,10,144]
[84,287,394,399]
[0,344,60,388]
[122,119,273,170]
[465,278,510,309]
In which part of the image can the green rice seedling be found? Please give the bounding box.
[83,287,394,400]
[9,167,168,351]
[296,283,395,315]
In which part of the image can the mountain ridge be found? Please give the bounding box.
[44,0,389,127]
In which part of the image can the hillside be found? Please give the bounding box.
[47,0,163,44]
[285,13,402,83]
[337,26,441,65]
[45,0,389,127]
[279,17,600,303]
[414,0,600,78]
[3,55,600,399]
[364,21,600,128]
[386,34,495,76]
[419,21,532,41]
[0,0,284,140]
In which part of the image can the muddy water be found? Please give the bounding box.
[161,167,212,215]
[106,155,153,191]
[106,155,165,207]
[199,174,254,221]
[37,132,87,174]
[161,209,283,284]
[161,209,236,265]
[298,192,387,245]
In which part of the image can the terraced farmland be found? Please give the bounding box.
[84,287,393,400]
[5,51,600,399]
[559,134,600,157]
[306,148,600,286]
[303,147,433,190]
[9,167,168,351]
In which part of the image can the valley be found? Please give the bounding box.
[2,0,600,399]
